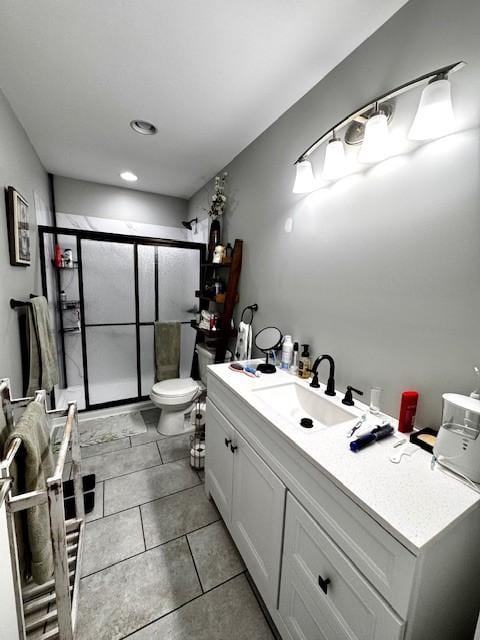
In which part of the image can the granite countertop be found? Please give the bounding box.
[208,361,480,553]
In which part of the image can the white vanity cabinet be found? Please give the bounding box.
[206,366,480,640]
[206,400,286,608]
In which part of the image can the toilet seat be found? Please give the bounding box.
[151,377,199,405]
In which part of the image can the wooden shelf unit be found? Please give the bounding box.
[192,238,242,367]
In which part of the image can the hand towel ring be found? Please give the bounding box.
[240,303,258,325]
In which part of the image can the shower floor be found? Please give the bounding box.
[55,377,153,411]
[66,407,276,640]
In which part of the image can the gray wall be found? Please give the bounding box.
[54,176,188,227]
[189,0,480,427]
[0,90,51,394]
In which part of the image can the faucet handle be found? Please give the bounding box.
[308,370,320,388]
[342,385,363,407]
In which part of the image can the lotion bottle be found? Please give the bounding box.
[281,335,293,369]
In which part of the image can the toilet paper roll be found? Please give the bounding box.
[190,443,206,469]
[190,402,206,427]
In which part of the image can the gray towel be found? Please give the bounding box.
[154,322,180,382]
[5,401,54,584]
[27,296,59,395]
[0,400,8,454]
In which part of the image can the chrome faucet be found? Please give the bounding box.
[309,354,336,396]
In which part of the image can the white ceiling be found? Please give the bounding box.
[0,0,408,199]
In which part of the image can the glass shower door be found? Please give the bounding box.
[138,244,199,395]
[80,239,138,407]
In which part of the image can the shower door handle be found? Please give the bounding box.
[224,438,232,448]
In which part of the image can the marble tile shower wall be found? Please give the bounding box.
[63,409,274,640]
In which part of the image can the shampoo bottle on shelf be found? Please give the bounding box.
[298,344,311,379]
[281,335,293,370]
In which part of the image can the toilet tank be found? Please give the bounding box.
[196,344,231,385]
[196,344,216,385]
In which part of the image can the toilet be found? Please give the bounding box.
[150,344,217,436]
[150,377,200,436]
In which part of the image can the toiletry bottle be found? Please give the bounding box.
[60,290,67,309]
[54,244,63,268]
[398,390,419,433]
[290,342,299,375]
[281,335,293,370]
[298,344,311,379]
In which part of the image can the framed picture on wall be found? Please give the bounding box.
[6,186,30,266]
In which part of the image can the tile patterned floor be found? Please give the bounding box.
[76,410,275,640]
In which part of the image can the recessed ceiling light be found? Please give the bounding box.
[120,171,138,182]
[130,120,157,135]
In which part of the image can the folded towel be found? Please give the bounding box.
[0,400,8,454]
[26,297,59,395]
[5,402,54,584]
[154,322,180,382]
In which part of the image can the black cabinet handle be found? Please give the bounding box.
[318,575,331,594]
[224,438,232,448]
[230,444,238,453]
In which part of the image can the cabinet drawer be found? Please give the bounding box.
[280,493,404,640]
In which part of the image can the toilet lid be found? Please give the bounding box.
[152,377,198,398]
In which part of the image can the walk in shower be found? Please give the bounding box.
[39,226,204,410]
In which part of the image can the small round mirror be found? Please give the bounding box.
[255,327,283,374]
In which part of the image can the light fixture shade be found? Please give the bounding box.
[322,138,346,180]
[408,77,455,140]
[120,171,138,182]
[292,160,316,194]
[359,112,390,164]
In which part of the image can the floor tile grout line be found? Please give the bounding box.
[138,505,147,551]
[81,514,221,580]
[155,439,164,464]
[145,516,221,551]
[91,455,166,484]
[101,480,105,519]
[185,533,204,594]
[120,572,250,640]
[103,479,203,518]
[101,453,189,484]
[82,439,160,463]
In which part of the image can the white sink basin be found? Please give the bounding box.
[253,382,355,428]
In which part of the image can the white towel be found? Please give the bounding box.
[234,321,252,361]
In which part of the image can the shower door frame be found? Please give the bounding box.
[38,225,205,411]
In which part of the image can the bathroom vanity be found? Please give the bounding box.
[205,364,480,640]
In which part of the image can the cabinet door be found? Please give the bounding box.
[280,494,404,640]
[231,431,286,608]
[205,399,234,522]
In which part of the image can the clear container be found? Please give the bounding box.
[441,393,480,439]
[369,387,382,415]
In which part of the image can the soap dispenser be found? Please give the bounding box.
[298,344,311,379]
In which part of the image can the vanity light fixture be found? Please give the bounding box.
[322,131,346,180]
[358,106,390,164]
[120,171,138,182]
[292,159,316,194]
[292,60,465,193]
[408,75,456,140]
